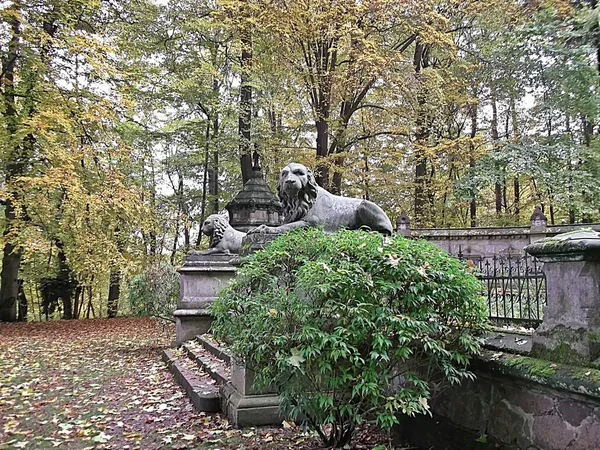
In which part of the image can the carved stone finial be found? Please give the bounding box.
[396,212,411,230]
[225,165,282,232]
[530,206,547,224]
[530,206,547,234]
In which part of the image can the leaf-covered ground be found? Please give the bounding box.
[0,318,395,449]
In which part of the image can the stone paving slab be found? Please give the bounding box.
[484,330,533,354]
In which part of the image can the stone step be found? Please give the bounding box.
[196,334,233,365]
[162,348,220,413]
[182,340,231,385]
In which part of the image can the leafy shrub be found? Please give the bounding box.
[127,262,179,320]
[212,228,489,448]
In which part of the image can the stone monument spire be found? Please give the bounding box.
[225,157,282,232]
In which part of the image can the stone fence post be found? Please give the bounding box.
[525,230,600,365]
[396,212,411,237]
[529,206,547,238]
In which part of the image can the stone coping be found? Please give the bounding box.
[412,226,531,238]
[525,229,600,261]
[173,308,212,317]
[474,350,600,401]
[411,223,600,239]
[484,330,533,354]
[179,258,238,272]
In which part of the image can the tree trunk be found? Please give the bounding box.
[239,30,253,184]
[491,92,503,214]
[331,155,344,195]
[149,155,158,254]
[513,178,520,217]
[0,8,21,322]
[107,226,122,318]
[211,110,219,213]
[581,114,593,222]
[197,118,211,247]
[310,38,337,189]
[413,41,430,226]
[56,241,76,320]
[170,220,179,265]
[0,208,21,322]
[17,280,27,322]
[510,94,520,217]
[178,172,190,253]
[414,157,428,224]
[75,286,84,319]
[469,101,478,227]
[362,152,370,200]
[107,270,120,318]
[315,116,330,188]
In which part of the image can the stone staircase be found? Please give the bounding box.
[163,335,282,427]
[162,335,232,414]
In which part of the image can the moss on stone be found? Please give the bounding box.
[503,355,557,379]
[531,342,587,366]
[479,350,600,399]
[572,367,600,384]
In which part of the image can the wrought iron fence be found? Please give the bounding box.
[456,250,547,328]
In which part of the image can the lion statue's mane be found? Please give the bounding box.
[277,168,319,223]
[208,214,228,248]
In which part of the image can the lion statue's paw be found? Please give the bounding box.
[247,224,273,235]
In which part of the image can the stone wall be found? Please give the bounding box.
[396,352,600,449]
[406,223,600,259]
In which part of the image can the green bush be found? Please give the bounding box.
[212,228,489,448]
[127,262,179,320]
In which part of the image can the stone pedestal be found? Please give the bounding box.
[525,230,600,365]
[174,253,237,345]
[220,359,282,427]
[220,232,284,427]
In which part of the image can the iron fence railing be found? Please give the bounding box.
[455,250,547,328]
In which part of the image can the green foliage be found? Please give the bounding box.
[127,262,179,319]
[212,228,489,448]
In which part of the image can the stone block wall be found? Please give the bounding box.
[433,376,599,449]
[397,355,600,449]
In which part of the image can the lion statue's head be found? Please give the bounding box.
[276,163,318,222]
[202,211,230,248]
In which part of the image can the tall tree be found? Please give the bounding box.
[1,0,152,321]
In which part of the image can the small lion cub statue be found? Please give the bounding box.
[198,210,246,255]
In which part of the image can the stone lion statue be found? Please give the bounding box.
[198,211,246,254]
[248,162,393,235]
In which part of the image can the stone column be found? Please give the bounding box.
[525,230,600,365]
[174,253,237,345]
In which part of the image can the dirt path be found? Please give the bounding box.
[0,318,391,450]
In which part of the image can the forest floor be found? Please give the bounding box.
[0,317,395,450]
